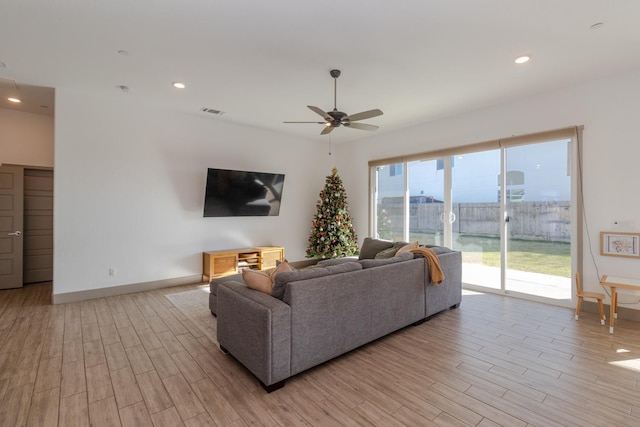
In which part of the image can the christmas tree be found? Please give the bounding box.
[306,168,359,259]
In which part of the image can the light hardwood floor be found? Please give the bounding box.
[2,282,640,426]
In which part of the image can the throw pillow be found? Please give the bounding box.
[242,269,274,294]
[242,260,293,294]
[374,247,399,259]
[396,241,419,255]
[271,259,293,276]
[358,237,395,260]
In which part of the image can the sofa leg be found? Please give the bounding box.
[219,345,229,354]
[260,380,285,393]
[450,303,460,309]
[211,311,217,317]
[412,318,426,326]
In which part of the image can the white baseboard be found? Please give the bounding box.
[52,274,203,304]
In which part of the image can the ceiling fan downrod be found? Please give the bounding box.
[330,69,341,111]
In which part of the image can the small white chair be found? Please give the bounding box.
[575,273,606,325]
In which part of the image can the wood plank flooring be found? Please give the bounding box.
[2,282,640,426]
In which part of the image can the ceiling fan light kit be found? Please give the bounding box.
[284,69,383,135]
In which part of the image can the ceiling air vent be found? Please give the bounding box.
[201,107,224,115]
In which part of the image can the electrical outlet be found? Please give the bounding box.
[611,220,636,229]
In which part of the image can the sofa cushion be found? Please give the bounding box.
[277,258,321,270]
[209,272,243,295]
[422,245,454,255]
[359,251,414,268]
[243,260,293,294]
[358,237,395,259]
[272,262,363,300]
[396,241,419,255]
[316,257,358,267]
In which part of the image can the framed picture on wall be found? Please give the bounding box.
[600,232,640,258]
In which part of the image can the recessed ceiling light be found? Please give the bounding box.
[590,22,604,30]
[117,50,129,56]
[8,97,21,103]
[514,55,531,64]
[172,82,186,89]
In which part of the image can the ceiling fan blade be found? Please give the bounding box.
[308,105,333,121]
[283,121,326,124]
[344,122,379,131]
[320,125,335,135]
[346,109,383,122]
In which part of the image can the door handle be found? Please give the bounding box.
[439,212,456,224]
[7,231,22,236]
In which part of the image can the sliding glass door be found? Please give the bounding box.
[450,150,502,290]
[407,159,446,246]
[371,131,577,305]
[504,140,572,300]
[373,163,406,241]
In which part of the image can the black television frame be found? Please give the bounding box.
[203,168,285,217]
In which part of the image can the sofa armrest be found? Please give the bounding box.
[425,251,463,317]
[217,282,291,386]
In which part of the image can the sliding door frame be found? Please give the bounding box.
[369,126,583,307]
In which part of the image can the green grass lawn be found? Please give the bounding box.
[410,233,571,278]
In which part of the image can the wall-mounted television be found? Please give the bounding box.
[203,168,285,217]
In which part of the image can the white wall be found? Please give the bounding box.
[0,108,54,167]
[13,68,640,308]
[54,89,329,298]
[337,68,640,307]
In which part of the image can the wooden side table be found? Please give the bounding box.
[599,274,640,333]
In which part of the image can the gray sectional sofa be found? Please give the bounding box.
[213,238,462,392]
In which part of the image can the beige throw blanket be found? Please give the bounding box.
[409,247,445,284]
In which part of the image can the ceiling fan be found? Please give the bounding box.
[284,69,383,135]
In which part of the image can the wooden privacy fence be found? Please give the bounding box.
[378,201,571,243]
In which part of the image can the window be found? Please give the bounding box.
[389,164,403,177]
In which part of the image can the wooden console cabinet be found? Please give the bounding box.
[202,246,285,282]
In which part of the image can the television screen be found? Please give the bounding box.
[203,168,285,217]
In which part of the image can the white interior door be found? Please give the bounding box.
[0,165,24,289]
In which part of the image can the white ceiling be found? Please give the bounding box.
[2,0,640,143]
